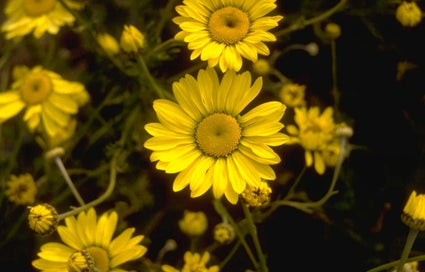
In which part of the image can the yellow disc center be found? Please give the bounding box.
[196,113,241,157]
[21,72,52,105]
[208,6,250,45]
[24,0,56,17]
[85,246,110,272]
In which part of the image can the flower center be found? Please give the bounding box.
[208,6,250,45]
[85,246,110,272]
[21,72,52,105]
[196,113,241,157]
[23,0,56,17]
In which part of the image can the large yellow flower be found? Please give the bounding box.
[0,65,89,137]
[144,68,288,204]
[173,0,283,72]
[286,106,335,175]
[32,208,147,272]
[1,0,83,40]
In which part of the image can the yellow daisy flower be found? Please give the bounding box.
[5,173,38,205]
[0,65,89,137]
[144,68,288,204]
[172,0,283,72]
[286,106,335,175]
[32,208,147,272]
[162,251,219,272]
[178,210,208,237]
[279,83,306,108]
[1,0,83,40]
[396,1,423,27]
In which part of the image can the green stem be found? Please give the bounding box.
[54,156,86,206]
[395,228,419,272]
[285,165,307,200]
[242,203,268,272]
[219,240,241,269]
[136,54,166,99]
[366,251,425,272]
[331,40,340,114]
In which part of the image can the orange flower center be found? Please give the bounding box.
[208,6,250,45]
[24,0,56,17]
[21,72,52,105]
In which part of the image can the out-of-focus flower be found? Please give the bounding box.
[286,106,336,175]
[401,190,425,231]
[120,25,146,53]
[214,222,235,245]
[1,0,83,40]
[144,68,288,204]
[97,33,120,55]
[241,180,272,207]
[321,141,341,168]
[396,1,422,27]
[279,83,306,108]
[5,173,37,205]
[162,251,219,272]
[36,118,77,151]
[0,66,89,137]
[305,42,319,56]
[252,59,271,76]
[28,203,59,235]
[179,210,208,237]
[172,0,283,72]
[32,208,147,272]
[325,22,341,39]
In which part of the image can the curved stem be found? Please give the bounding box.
[54,156,86,206]
[366,252,425,272]
[219,240,241,269]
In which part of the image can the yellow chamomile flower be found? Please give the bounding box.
[286,106,336,175]
[252,59,271,76]
[0,65,89,137]
[97,33,120,56]
[213,222,235,245]
[179,210,208,237]
[120,25,146,53]
[172,0,283,72]
[28,203,59,235]
[401,190,425,231]
[36,118,77,151]
[5,173,37,205]
[144,68,288,204]
[396,1,423,27]
[241,180,272,207]
[1,0,83,40]
[162,251,219,272]
[279,83,306,108]
[32,208,147,272]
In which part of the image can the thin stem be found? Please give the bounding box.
[242,203,268,272]
[285,165,307,200]
[395,228,419,272]
[366,254,425,272]
[219,240,241,269]
[54,156,86,206]
[331,40,340,114]
[136,54,166,99]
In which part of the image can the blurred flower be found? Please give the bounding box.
[179,210,208,237]
[252,59,271,75]
[144,68,288,204]
[5,173,37,205]
[162,251,219,272]
[32,208,147,272]
[396,1,422,27]
[279,83,306,108]
[241,180,272,207]
[36,118,77,151]
[305,42,319,56]
[1,0,83,40]
[286,106,336,175]
[401,190,425,231]
[214,222,235,245]
[325,22,341,39]
[0,65,89,137]
[321,141,341,168]
[120,25,146,53]
[97,33,120,56]
[28,203,59,235]
[172,0,283,72]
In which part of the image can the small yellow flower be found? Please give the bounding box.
[213,222,235,245]
[252,59,271,75]
[241,180,272,207]
[120,25,146,53]
[401,190,425,231]
[97,33,120,55]
[1,0,83,40]
[179,210,208,237]
[325,22,341,39]
[396,1,423,27]
[28,203,59,235]
[0,65,89,137]
[162,251,219,272]
[279,83,306,108]
[67,250,95,272]
[321,141,341,168]
[5,173,37,205]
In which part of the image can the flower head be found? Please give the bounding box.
[241,180,272,207]
[32,208,147,272]
[286,106,336,175]
[28,203,59,235]
[325,22,341,39]
[402,190,425,231]
[179,210,208,237]
[120,25,146,53]
[213,222,235,245]
[162,251,219,272]
[173,0,283,72]
[396,1,422,27]
[252,59,272,76]
[279,83,306,108]
[5,173,37,205]
[97,33,120,56]
[144,68,288,204]
[1,0,83,40]
[0,65,89,137]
